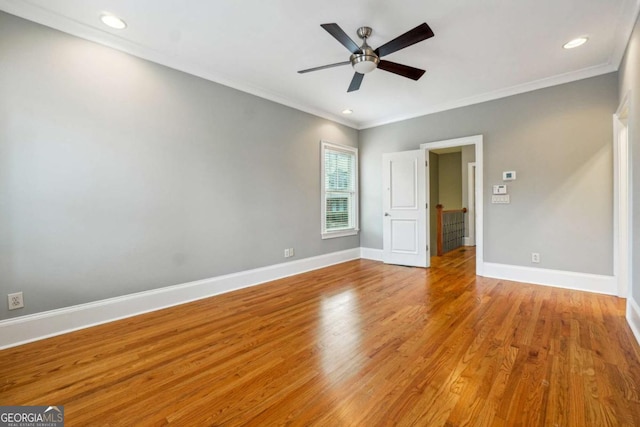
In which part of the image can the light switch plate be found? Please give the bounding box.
[492,195,510,204]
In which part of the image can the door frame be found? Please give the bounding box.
[614,92,631,298]
[467,162,477,247]
[421,135,484,275]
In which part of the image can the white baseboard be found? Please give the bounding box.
[0,248,360,350]
[483,262,617,295]
[360,247,383,261]
[627,298,640,348]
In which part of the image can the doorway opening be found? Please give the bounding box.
[421,135,484,275]
[380,135,483,274]
[428,147,477,255]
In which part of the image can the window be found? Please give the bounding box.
[321,141,358,239]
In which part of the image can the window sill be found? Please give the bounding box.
[321,229,359,240]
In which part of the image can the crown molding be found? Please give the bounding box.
[357,62,617,129]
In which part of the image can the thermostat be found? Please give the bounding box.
[503,171,516,181]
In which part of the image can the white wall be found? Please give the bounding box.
[617,11,640,336]
[461,145,476,238]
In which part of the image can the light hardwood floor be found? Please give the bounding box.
[1,248,640,426]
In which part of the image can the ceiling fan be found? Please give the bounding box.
[298,22,434,92]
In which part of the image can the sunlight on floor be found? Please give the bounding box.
[319,289,365,384]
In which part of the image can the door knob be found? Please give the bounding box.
[384,213,391,217]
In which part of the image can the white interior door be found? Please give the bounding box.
[382,150,429,267]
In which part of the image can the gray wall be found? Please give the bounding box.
[360,73,617,276]
[438,152,463,210]
[0,12,358,319]
[618,12,640,303]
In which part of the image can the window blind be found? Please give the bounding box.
[324,148,355,231]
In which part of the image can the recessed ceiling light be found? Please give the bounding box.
[101,14,127,30]
[342,109,353,115]
[563,37,588,49]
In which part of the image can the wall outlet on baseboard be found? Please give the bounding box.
[8,292,24,310]
[284,248,295,258]
[531,252,540,263]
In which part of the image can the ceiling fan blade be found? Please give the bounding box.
[378,60,426,80]
[375,23,434,58]
[347,72,364,92]
[298,61,351,74]
[321,23,362,54]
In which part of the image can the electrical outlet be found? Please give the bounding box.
[531,252,540,263]
[8,292,24,310]
[284,249,290,258]
[289,248,294,257]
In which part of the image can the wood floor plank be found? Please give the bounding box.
[1,247,640,426]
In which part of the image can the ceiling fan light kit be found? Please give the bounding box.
[298,22,434,92]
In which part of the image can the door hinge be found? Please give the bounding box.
[425,160,428,167]
[426,203,428,209]
[426,245,429,251]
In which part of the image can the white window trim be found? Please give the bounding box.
[321,141,359,239]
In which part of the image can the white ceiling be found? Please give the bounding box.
[1,0,638,129]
